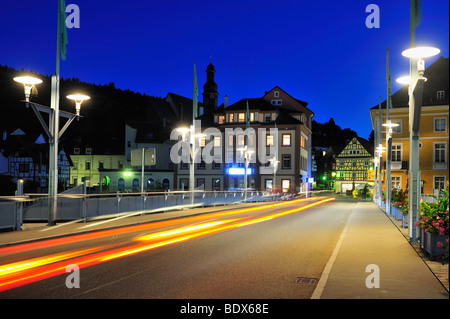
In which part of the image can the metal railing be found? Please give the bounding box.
[1,187,290,231]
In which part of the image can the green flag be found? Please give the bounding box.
[386,48,393,109]
[59,0,68,60]
[193,61,198,119]
[411,0,421,29]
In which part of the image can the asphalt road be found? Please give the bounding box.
[0,197,353,299]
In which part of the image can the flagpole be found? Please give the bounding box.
[48,0,63,226]
[190,61,198,206]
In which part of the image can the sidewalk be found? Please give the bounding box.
[314,201,449,299]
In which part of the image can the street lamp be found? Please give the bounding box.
[176,126,204,206]
[237,146,254,203]
[67,94,90,116]
[14,75,89,226]
[382,120,399,215]
[268,156,279,201]
[13,76,43,102]
[400,45,440,242]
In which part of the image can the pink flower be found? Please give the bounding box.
[437,242,443,248]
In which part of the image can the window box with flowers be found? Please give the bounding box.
[416,190,449,261]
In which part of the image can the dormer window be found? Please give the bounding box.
[437,90,445,101]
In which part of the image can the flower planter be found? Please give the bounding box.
[423,232,449,259]
[419,228,426,250]
[401,214,408,228]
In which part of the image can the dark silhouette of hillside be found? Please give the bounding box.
[0,64,164,154]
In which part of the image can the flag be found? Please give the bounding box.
[411,0,421,29]
[386,48,393,109]
[59,0,68,60]
[193,61,198,119]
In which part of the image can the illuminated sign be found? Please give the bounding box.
[227,168,253,175]
[307,177,314,183]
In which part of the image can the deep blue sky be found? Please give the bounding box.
[1,0,448,139]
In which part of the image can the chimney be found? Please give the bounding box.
[224,95,228,108]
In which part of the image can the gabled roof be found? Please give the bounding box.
[370,56,449,110]
[336,136,374,158]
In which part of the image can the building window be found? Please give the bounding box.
[213,161,221,169]
[147,178,155,191]
[197,160,206,169]
[281,179,290,192]
[212,179,220,191]
[266,134,274,146]
[197,178,205,188]
[238,113,245,122]
[85,161,91,170]
[98,161,104,169]
[265,179,273,189]
[179,178,188,190]
[274,91,279,97]
[392,144,402,162]
[282,155,291,169]
[282,134,291,146]
[392,176,401,189]
[437,90,445,101]
[391,119,402,134]
[199,136,206,147]
[162,178,170,190]
[250,112,255,122]
[237,135,245,146]
[214,136,221,147]
[434,118,446,132]
[434,143,446,163]
[265,114,271,122]
[300,136,305,148]
[218,115,225,124]
[434,176,445,190]
[229,113,234,122]
[73,161,78,170]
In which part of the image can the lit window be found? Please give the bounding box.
[238,113,245,122]
[266,134,274,146]
[282,179,290,192]
[282,134,291,146]
[200,137,206,147]
[218,115,225,124]
[237,135,245,146]
[214,136,221,147]
[250,112,255,122]
[300,136,305,148]
[229,113,234,122]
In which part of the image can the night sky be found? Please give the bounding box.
[1,0,448,139]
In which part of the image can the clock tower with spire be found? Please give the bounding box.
[202,61,219,114]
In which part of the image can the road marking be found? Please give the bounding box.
[310,208,352,299]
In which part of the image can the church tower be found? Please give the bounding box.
[202,62,219,114]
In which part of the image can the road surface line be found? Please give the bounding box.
[310,206,353,299]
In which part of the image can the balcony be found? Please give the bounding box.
[384,161,408,170]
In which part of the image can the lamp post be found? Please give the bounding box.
[14,76,89,226]
[237,146,254,203]
[177,126,204,207]
[400,45,440,242]
[382,120,399,215]
[375,145,385,207]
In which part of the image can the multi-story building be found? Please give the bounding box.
[335,136,374,194]
[175,63,315,193]
[69,145,125,190]
[1,128,72,192]
[369,57,449,195]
